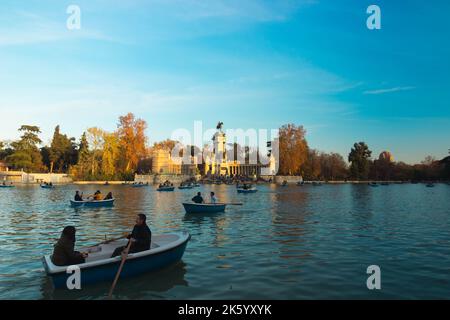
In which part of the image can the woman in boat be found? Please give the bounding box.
[93,190,103,200]
[210,192,218,204]
[74,191,83,201]
[111,214,151,257]
[51,226,88,266]
[192,192,204,204]
[104,192,113,200]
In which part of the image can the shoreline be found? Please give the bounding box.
[3,180,448,186]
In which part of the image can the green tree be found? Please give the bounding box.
[47,125,78,173]
[0,141,13,160]
[6,125,44,172]
[70,132,91,179]
[348,142,372,180]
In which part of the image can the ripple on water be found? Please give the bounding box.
[0,183,450,299]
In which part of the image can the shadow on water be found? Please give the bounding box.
[41,261,188,300]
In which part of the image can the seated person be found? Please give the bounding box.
[51,226,87,266]
[74,191,83,201]
[210,192,218,204]
[104,192,113,200]
[111,214,151,257]
[93,190,103,200]
[192,192,204,204]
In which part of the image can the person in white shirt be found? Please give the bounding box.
[210,192,218,204]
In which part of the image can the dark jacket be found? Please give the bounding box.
[128,224,151,253]
[192,195,204,204]
[51,235,84,266]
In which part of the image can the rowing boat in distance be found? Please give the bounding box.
[42,232,191,288]
[182,202,227,214]
[0,185,15,188]
[237,187,258,193]
[41,184,55,189]
[157,186,175,192]
[70,198,115,207]
[131,183,149,188]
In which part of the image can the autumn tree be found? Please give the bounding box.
[278,124,308,175]
[348,142,372,180]
[117,113,148,173]
[101,132,119,177]
[86,127,105,176]
[320,152,348,180]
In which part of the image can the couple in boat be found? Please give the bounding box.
[192,191,218,204]
[74,190,113,202]
[51,214,151,266]
[159,180,173,188]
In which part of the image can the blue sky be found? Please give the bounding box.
[0,0,449,163]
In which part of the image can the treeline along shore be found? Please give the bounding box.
[1,113,449,182]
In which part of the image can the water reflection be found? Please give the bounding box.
[41,262,188,300]
[1,184,450,299]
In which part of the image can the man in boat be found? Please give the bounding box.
[104,192,113,200]
[192,192,204,204]
[210,192,218,204]
[51,226,88,266]
[111,214,151,257]
[74,191,83,201]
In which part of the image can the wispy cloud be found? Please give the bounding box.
[363,86,416,95]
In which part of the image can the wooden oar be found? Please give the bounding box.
[108,239,133,299]
[88,234,128,248]
[217,202,243,206]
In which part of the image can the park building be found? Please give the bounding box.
[148,124,277,178]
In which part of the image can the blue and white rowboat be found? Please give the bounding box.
[178,185,193,190]
[182,202,226,214]
[131,183,149,188]
[70,198,115,207]
[157,186,175,192]
[42,232,191,288]
[41,184,55,189]
[237,188,258,193]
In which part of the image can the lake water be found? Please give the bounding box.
[0,183,449,300]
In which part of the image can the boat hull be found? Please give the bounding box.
[0,185,15,188]
[70,199,115,207]
[157,187,175,192]
[237,188,258,193]
[43,232,190,288]
[182,203,226,214]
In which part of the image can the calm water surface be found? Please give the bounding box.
[0,183,449,299]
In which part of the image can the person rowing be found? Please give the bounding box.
[111,214,151,258]
[104,192,113,200]
[74,191,83,201]
[51,226,88,266]
[192,192,204,204]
